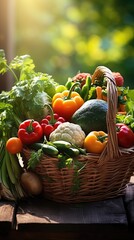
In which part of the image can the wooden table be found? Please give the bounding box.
[0,182,134,240]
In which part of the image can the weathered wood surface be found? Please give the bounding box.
[0,201,15,232]
[124,183,134,228]
[16,197,127,227]
[0,183,134,240]
[15,196,129,240]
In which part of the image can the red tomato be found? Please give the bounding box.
[6,137,23,154]
[112,72,124,87]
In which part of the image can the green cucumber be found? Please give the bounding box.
[52,140,71,150]
[31,143,59,157]
[52,140,80,157]
[62,147,80,157]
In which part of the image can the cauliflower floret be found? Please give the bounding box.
[49,122,85,147]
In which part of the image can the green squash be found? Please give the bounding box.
[71,99,108,135]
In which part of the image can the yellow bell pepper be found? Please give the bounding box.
[52,83,84,121]
[84,131,108,154]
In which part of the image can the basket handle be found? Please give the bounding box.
[92,66,121,163]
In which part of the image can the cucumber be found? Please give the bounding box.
[52,141,80,157]
[52,140,71,150]
[31,143,59,157]
[62,147,80,157]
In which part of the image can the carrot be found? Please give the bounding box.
[117,111,127,115]
[123,95,127,101]
[96,86,102,99]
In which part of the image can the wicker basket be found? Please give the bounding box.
[22,66,134,203]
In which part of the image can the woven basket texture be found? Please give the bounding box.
[22,66,134,203]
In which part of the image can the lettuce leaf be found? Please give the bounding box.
[126,89,134,117]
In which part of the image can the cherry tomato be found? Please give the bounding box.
[6,137,23,154]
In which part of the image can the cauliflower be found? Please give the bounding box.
[49,122,86,147]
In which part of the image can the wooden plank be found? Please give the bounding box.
[124,183,134,229]
[16,196,128,229]
[0,200,15,233]
[15,196,130,240]
[8,230,134,240]
[130,176,134,183]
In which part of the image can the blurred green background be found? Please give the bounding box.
[1,0,134,88]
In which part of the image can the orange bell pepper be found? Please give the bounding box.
[84,131,108,154]
[52,83,84,121]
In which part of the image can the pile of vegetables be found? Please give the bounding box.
[0,49,134,199]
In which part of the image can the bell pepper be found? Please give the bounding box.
[116,123,134,148]
[52,83,84,121]
[40,104,65,138]
[65,73,91,101]
[81,76,91,101]
[18,119,43,145]
[72,72,91,88]
[84,131,108,154]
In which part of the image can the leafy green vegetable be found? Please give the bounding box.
[116,89,134,131]
[0,49,7,74]
[126,89,134,116]
[9,83,52,121]
[0,49,57,121]
[32,73,57,98]
[9,54,35,81]
[127,89,134,101]
[0,102,20,139]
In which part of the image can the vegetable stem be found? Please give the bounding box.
[44,104,56,124]
[26,119,34,133]
[6,64,19,83]
[66,82,80,100]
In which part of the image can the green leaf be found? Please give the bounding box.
[57,154,67,169]
[27,149,43,170]
[9,55,34,70]
[126,89,134,117]
[0,101,12,111]
[0,101,20,139]
[128,89,134,101]
[0,49,7,74]
[9,55,35,81]
[65,157,73,168]
[32,72,56,97]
